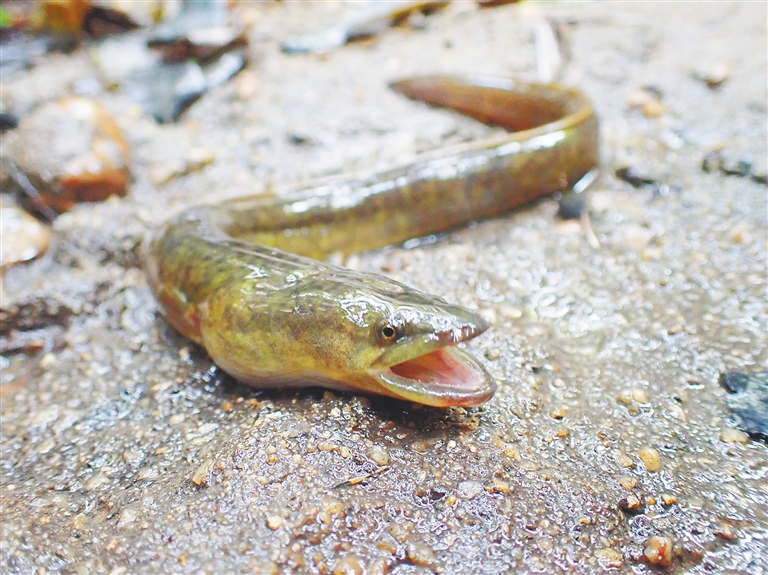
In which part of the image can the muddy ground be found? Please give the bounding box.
[1,2,766,574]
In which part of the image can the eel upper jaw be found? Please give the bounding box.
[368,325,496,408]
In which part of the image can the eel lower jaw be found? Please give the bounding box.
[372,346,496,408]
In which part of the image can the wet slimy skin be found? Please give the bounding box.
[145,75,599,407]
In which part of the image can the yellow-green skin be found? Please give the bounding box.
[144,75,599,407]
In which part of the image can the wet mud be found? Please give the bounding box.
[1,2,766,574]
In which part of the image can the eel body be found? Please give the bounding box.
[145,75,599,407]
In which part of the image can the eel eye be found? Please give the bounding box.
[376,320,403,343]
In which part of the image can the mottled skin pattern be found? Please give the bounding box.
[145,75,599,407]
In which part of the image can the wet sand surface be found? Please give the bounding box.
[1,2,766,574]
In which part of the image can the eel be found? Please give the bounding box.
[145,74,599,407]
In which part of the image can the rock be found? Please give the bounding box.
[594,548,623,569]
[0,112,19,132]
[643,535,673,567]
[557,190,585,220]
[618,493,644,514]
[265,514,283,530]
[2,97,130,213]
[366,446,390,466]
[720,428,749,444]
[660,493,677,506]
[615,165,658,189]
[406,540,437,568]
[89,0,246,124]
[627,87,666,117]
[719,371,768,439]
[0,198,51,268]
[618,476,638,491]
[332,554,364,575]
[637,447,661,472]
[692,63,731,89]
[236,70,261,100]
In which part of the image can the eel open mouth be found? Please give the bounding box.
[371,327,496,408]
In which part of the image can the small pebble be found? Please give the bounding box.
[618,494,643,513]
[410,440,427,453]
[0,111,18,132]
[39,353,56,368]
[388,520,411,543]
[368,557,389,575]
[627,87,666,117]
[117,507,138,527]
[660,493,677,506]
[631,387,649,403]
[456,480,483,499]
[693,63,731,89]
[594,548,623,569]
[667,324,684,336]
[375,536,398,554]
[484,348,501,361]
[732,227,752,245]
[702,150,722,173]
[615,165,658,188]
[320,495,343,515]
[720,428,749,444]
[644,535,673,567]
[85,472,109,491]
[550,406,566,420]
[619,476,638,491]
[332,554,364,575]
[236,70,261,100]
[70,513,89,530]
[191,458,214,486]
[317,511,332,526]
[502,444,521,460]
[366,446,390,466]
[266,515,283,530]
[720,370,768,438]
[615,451,636,469]
[136,466,159,481]
[168,414,185,425]
[618,390,634,405]
[406,541,436,567]
[557,191,586,220]
[0,199,51,268]
[488,478,511,495]
[713,519,734,540]
[637,447,661,472]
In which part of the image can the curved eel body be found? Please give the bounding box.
[145,75,599,407]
